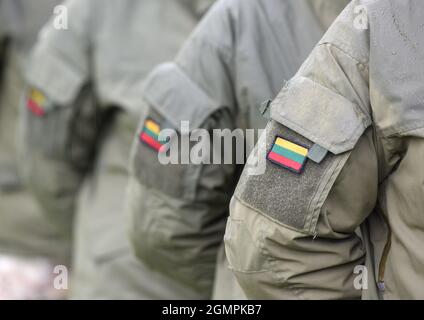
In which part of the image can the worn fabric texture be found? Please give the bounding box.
[128,0,349,299]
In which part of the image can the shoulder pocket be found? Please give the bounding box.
[129,63,234,295]
[132,62,232,200]
[22,45,97,165]
[270,76,371,155]
[235,76,372,234]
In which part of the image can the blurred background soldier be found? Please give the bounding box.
[20,0,214,299]
[0,0,70,300]
[126,0,350,299]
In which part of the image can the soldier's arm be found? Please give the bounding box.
[127,0,237,298]
[225,1,377,299]
[20,0,98,233]
[0,37,7,83]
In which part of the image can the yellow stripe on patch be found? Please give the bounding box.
[275,137,308,156]
[30,89,46,106]
[145,119,161,135]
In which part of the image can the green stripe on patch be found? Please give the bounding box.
[143,127,160,141]
[272,144,305,164]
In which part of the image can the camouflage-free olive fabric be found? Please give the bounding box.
[226,0,424,300]
[0,0,71,263]
[22,0,213,299]
[127,0,349,299]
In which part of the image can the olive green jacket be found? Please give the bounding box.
[21,0,213,299]
[0,0,71,262]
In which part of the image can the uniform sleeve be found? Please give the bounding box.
[19,0,98,233]
[224,1,377,299]
[127,1,237,298]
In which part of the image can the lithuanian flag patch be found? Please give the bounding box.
[267,137,309,174]
[139,118,167,153]
[26,89,51,117]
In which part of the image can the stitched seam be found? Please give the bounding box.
[381,120,424,138]
[304,158,336,233]
[278,114,365,155]
[308,154,350,233]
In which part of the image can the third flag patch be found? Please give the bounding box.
[267,137,309,174]
[26,88,51,117]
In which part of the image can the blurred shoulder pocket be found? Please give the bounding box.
[235,76,372,235]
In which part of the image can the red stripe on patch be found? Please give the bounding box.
[268,151,303,172]
[27,99,45,117]
[140,132,165,152]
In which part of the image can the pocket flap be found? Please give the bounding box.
[270,76,371,155]
[143,62,221,131]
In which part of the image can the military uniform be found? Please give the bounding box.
[21,0,213,299]
[0,0,71,297]
[127,0,349,299]
[226,0,424,300]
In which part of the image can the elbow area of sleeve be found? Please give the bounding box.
[225,196,365,300]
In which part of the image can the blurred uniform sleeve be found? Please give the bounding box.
[19,0,99,233]
[0,2,9,78]
[224,1,378,299]
[0,38,7,79]
[127,1,237,298]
